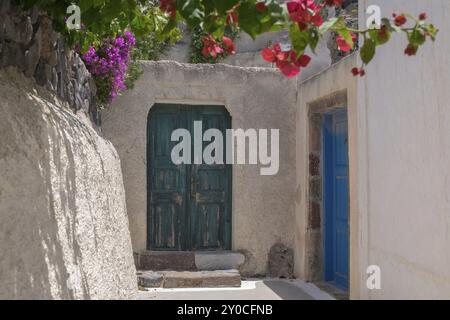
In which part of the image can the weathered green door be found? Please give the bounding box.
[147,104,232,251]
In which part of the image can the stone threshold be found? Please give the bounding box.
[135,251,246,272]
[138,270,241,289]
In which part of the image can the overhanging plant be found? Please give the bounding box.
[159,0,439,77]
[19,0,181,108]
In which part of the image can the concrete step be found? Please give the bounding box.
[138,270,241,289]
[136,251,245,271]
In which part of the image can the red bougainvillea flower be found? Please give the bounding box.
[336,33,357,52]
[160,0,176,18]
[256,2,268,12]
[222,36,236,55]
[394,14,407,26]
[287,0,325,30]
[261,43,285,63]
[378,25,389,41]
[351,67,365,77]
[405,43,418,56]
[201,36,224,59]
[226,11,238,26]
[261,43,311,78]
[324,0,343,6]
[419,12,427,20]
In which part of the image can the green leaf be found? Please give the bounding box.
[360,38,376,65]
[424,24,439,41]
[289,24,309,54]
[409,29,426,46]
[177,0,204,26]
[308,28,320,53]
[337,29,355,50]
[369,27,390,46]
[319,17,340,35]
[211,0,240,15]
[237,2,260,39]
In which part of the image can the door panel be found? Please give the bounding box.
[148,104,232,251]
[324,109,349,289]
[188,107,232,250]
[148,105,187,251]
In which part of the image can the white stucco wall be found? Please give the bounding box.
[356,0,450,299]
[102,61,298,276]
[294,55,359,289]
[295,0,450,300]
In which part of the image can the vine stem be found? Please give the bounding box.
[346,27,416,34]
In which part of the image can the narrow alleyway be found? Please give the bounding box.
[137,279,334,300]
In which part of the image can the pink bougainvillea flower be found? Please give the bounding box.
[325,0,343,6]
[287,0,325,29]
[404,43,418,56]
[222,36,236,55]
[256,2,268,12]
[294,52,311,67]
[336,33,357,52]
[351,67,366,77]
[160,0,176,18]
[226,11,239,26]
[260,43,311,78]
[277,61,301,77]
[394,14,407,26]
[311,12,323,27]
[201,36,224,59]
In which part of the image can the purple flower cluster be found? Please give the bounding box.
[82,32,136,101]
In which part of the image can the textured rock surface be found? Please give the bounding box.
[268,243,294,279]
[137,271,164,288]
[0,69,137,299]
[0,0,99,124]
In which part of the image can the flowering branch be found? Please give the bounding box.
[159,0,439,77]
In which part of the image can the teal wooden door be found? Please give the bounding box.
[148,105,188,251]
[188,107,232,250]
[147,104,232,251]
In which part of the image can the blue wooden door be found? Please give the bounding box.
[147,104,232,251]
[324,109,349,289]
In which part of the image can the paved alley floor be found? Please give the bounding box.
[137,279,335,300]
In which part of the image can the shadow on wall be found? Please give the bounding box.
[0,69,136,299]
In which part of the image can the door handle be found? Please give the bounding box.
[190,177,199,198]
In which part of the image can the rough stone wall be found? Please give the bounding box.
[0,0,99,125]
[0,68,137,299]
[0,1,137,299]
[102,61,298,277]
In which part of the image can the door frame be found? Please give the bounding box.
[146,103,232,252]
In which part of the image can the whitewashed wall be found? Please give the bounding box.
[295,0,450,300]
[102,61,298,276]
[356,0,450,299]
